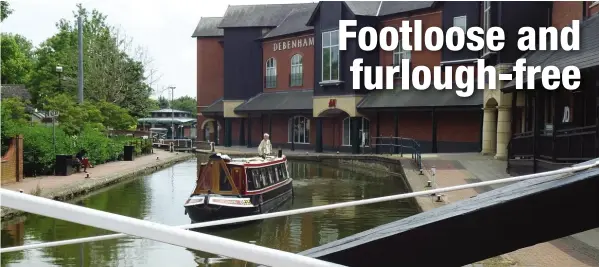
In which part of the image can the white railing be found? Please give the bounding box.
[3,158,598,258]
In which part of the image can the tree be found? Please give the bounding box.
[157,96,169,109]
[170,96,197,116]
[1,33,34,84]
[1,1,13,22]
[28,4,154,117]
[1,98,30,154]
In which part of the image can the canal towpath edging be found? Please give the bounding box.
[1,150,195,221]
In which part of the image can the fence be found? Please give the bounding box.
[125,138,153,156]
[368,136,422,170]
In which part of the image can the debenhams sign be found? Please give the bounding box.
[273,36,314,51]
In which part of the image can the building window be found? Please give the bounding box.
[393,44,411,79]
[322,30,339,82]
[265,57,277,88]
[453,15,467,33]
[288,116,310,144]
[290,54,303,87]
[342,117,370,147]
[482,1,491,55]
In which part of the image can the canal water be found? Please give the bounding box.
[1,156,418,267]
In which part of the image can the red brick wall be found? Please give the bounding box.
[552,1,583,29]
[197,38,224,107]
[437,111,481,142]
[380,10,443,84]
[262,34,315,92]
[399,112,433,140]
[1,135,23,184]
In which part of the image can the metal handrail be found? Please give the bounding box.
[370,136,422,170]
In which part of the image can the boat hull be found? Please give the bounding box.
[185,179,293,225]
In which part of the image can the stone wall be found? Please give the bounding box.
[1,135,24,185]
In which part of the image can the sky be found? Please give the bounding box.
[1,0,311,100]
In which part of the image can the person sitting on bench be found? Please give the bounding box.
[74,149,92,173]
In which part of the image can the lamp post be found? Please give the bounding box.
[55,66,63,92]
[49,110,60,157]
[168,86,176,139]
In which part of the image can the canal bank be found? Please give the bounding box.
[1,150,195,221]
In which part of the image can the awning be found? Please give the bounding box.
[137,117,196,124]
[357,85,483,109]
[235,89,313,113]
[503,15,599,91]
[201,98,224,114]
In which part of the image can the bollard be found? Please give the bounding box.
[336,151,339,154]
[436,194,443,202]
[426,180,432,187]
[19,189,23,193]
[156,157,160,160]
[85,173,90,179]
[419,168,424,175]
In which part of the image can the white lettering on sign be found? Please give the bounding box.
[273,36,315,51]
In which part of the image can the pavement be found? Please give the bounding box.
[414,153,599,267]
[1,149,195,220]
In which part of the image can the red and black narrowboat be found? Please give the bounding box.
[184,153,294,223]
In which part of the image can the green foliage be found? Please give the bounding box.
[157,96,169,109]
[1,120,142,175]
[1,33,34,84]
[1,1,12,22]
[170,95,197,116]
[41,94,136,135]
[1,98,30,155]
[27,4,154,117]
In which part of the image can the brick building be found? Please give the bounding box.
[193,1,599,159]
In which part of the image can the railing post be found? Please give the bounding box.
[400,137,404,157]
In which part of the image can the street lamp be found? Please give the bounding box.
[55,66,63,92]
[168,86,176,139]
[49,110,60,157]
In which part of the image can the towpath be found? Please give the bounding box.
[1,150,195,220]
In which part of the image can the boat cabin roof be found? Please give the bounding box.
[210,153,286,167]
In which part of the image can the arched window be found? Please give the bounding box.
[290,54,303,86]
[265,58,277,88]
[288,116,310,144]
[342,117,370,147]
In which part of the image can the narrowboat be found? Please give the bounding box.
[184,152,294,223]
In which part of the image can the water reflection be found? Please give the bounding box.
[1,157,418,267]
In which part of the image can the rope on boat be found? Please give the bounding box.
[2,159,598,254]
[0,188,344,267]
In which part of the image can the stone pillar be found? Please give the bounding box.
[495,106,511,160]
[481,107,497,155]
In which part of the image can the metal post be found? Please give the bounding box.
[77,15,84,104]
[52,116,56,156]
[168,86,176,139]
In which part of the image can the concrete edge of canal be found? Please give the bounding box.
[1,153,196,222]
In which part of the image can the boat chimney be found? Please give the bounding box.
[277,148,283,158]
